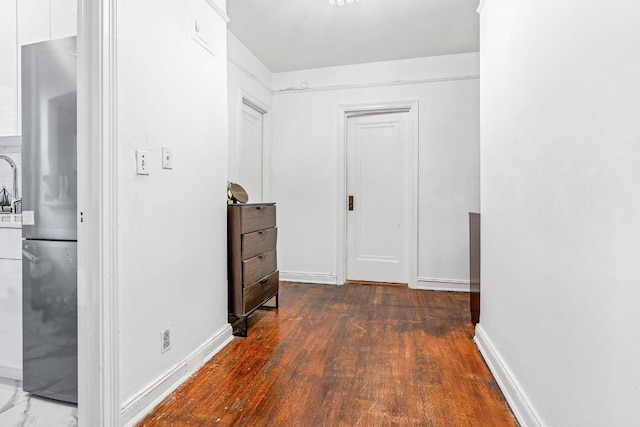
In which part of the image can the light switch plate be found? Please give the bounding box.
[136,149,150,175]
[162,147,173,169]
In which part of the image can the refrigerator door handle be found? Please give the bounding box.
[23,249,38,263]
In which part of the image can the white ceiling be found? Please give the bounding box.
[227,0,479,73]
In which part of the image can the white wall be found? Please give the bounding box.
[271,53,479,287]
[477,1,640,426]
[226,31,273,200]
[116,0,232,424]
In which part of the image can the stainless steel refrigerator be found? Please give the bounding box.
[21,36,78,404]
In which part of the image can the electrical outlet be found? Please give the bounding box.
[136,149,150,175]
[161,328,171,353]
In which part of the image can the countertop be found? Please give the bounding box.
[0,214,22,229]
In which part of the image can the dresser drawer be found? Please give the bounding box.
[243,249,277,286]
[242,227,277,261]
[240,205,276,234]
[244,271,278,313]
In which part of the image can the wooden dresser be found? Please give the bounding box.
[469,212,480,326]
[227,203,278,336]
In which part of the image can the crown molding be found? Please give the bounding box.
[228,55,272,93]
[204,0,230,23]
[273,74,479,95]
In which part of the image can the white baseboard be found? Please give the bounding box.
[0,366,21,381]
[414,277,470,292]
[120,324,234,427]
[474,325,544,427]
[279,271,338,285]
[280,273,467,290]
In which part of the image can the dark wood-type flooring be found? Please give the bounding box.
[139,282,517,426]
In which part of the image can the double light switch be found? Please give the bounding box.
[136,147,173,175]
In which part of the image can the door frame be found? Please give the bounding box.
[336,100,419,287]
[77,0,119,425]
[237,90,271,202]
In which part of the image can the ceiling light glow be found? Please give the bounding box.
[327,0,360,5]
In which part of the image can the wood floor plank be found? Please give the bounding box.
[138,282,517,427]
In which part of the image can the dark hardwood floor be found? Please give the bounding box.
[138,282,516,426]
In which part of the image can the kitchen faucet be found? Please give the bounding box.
[0,154,19,214]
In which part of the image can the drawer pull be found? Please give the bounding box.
[258,231,265,235]
[256,206,264,210]
[258,254,266,260]
[259,277,269,284]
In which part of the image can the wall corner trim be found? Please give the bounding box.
[474,325,544,427]
[119,324,234,427]
[279,271,339,285]
[415,277,470,292]
[477,0,488,13]
[204,0,230,23]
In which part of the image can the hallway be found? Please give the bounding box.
[139,282,516,426]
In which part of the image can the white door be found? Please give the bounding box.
[239,102,264,202]
[346,111,409,283]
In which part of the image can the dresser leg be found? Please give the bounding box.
[229,315,248,337]
[260,293,279,310]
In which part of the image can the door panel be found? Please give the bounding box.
[346,112,409,283]
[239,102,263,202]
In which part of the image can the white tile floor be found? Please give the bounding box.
[0,378,77,427]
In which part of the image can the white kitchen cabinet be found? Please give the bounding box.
[0,227,22,380]
[0,258,22,380]
[0,0,18,136]
[16,0,51,137]
[18,0,77,48]
[51,0,78,39]
[11,0,77,137]
[0,228,21,259]
[17,0,51,47]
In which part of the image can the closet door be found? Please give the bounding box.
[239,102,264,202]
[346,111,409,284]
